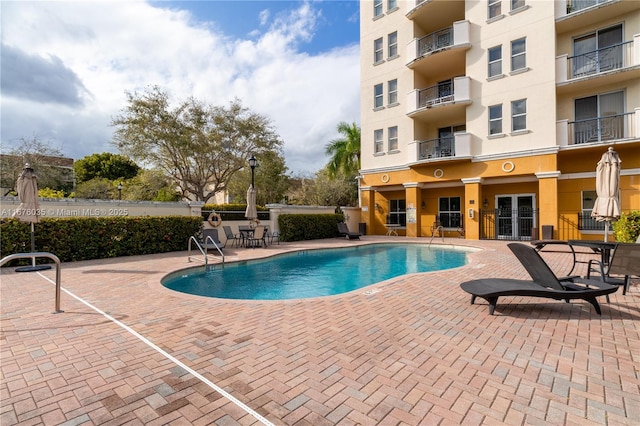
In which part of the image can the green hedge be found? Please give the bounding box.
[1,216,202,265]
[278,213,344,242]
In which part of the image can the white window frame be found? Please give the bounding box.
[388,126,398,151]
[374,83,384,109]
[510,0,525,11]
[374,38,383,64]
[374,129,384,153]
[374,0,383,17]
[489,104,503,135]
[511,99,527,132]
[488,45,502,78]
[511,37,526,71]
[388,79,398,105]
[388,32,398,58]
[388,0,397,11]
[488,0,501,19]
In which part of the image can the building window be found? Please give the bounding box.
[439,197,462,228]
[374,84,384,109]
[574,91,624,144]
[388,32,398,58]
[572,24,623,78]
[388,79,398,105]
[374,0,383,17]
[388,0,397,10]
[511,0,525,10]
[374,129,384,153]
[489,104,502,135]
[511,99,527,131]
[488,45,502,77]
[374,38,383,63]
[488,0,501,19]
[580,190,604,230]
[388,199,406,226]
[511,38,526,71]
[388,126,398,151]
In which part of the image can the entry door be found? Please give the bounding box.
[496,194,535,240]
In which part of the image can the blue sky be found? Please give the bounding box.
[1,1,361,174]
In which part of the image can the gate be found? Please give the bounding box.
[480,208,540,240]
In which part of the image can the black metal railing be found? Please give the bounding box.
[417,27,453,57]
[577,212,606,231]
[479,209,539,241]
[417,80,453,109]
[568,41,632,78]
[418,137,455,159]
[568,112,633,145]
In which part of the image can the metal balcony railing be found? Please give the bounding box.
[418,137,455,159]
[568,41,632,78]
[568,112,634,145]
[417,27,453,57]
[418,80,453,109]
[577,212,605,231]
[566,0,610,14]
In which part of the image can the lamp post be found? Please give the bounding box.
[117,182,122,200]
[248,154,257,187]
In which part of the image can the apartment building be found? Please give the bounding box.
[359,0,640,240]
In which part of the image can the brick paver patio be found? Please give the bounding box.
[1,237,639,425]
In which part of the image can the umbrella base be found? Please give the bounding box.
[15,265,52,272]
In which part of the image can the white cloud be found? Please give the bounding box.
[0,0,360,174]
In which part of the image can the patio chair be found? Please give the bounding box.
[337,222,361,240]
[460,243,618,315]
[222,225,242,247]
[202,228,224,250]
[587,242,640,295]
[246,226,267,248]
[430,220,443,237]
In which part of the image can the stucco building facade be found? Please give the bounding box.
[359,0,640,240]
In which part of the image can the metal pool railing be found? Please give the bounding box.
[0,252,63,313]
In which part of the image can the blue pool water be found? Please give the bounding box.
[162,244,470,300]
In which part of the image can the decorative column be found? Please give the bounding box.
[535,171,561,239]
[461,178,482,240]
[360,186,375,235]
[404,183,421,237]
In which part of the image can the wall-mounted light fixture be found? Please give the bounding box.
[375,203,382,213]
[483,198,489,208]
[421,201,426,210]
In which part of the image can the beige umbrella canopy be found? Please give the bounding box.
[591,147,621,242]
[245,185,258,226]
[13,163,40,224]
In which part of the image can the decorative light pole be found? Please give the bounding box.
[117,182,123,200]
[249,154,257,187]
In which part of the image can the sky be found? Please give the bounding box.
[1,0,360,175]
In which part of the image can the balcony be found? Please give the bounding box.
[555,0,638,33]
[407,76,471,118]
[556,37,639,92]
[406,21,470,68]
[556,110,639,146]
[408,132,472,163]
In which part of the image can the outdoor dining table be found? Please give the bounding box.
[238,225,269,247]
[568,239,617,270]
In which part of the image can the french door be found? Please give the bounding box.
[496,194,536,240]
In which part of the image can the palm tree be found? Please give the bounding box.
[325,121,361,178]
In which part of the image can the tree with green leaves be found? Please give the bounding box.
[74,152,140,183]
[227,149,290,206]
[324,121,361,178]
[111,86,284,203]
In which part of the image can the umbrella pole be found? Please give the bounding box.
[31,222,36,266]
[604,221,609,242]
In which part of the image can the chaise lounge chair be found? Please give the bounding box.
[337,222,361,240]
[460,243,618,315]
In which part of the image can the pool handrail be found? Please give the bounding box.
[188,235,224,266]
[0,251,63,313]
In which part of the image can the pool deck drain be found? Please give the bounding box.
[2,237,639,425]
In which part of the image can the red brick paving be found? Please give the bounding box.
[1,238,639,425]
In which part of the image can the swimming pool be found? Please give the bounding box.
[162,243,471,300]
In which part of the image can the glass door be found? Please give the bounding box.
[496,194,535,240]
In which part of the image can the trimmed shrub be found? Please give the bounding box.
[1,216,202,265]
[278,213,345,242]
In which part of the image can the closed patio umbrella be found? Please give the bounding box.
[591,147,621,242]
[12,163,51,271]
[245,185,257,225]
